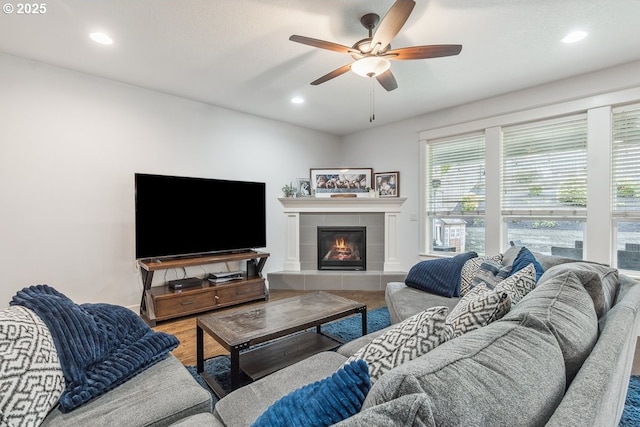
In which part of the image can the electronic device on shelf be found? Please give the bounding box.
[168,277,203,290]
[134,173,267,261]
[208,271,244,284]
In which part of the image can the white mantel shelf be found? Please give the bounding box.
[278,197,407,213]
[278,197,407,272]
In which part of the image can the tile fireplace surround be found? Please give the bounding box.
[268,197,407,291]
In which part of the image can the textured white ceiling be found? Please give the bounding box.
[1,0,640,135]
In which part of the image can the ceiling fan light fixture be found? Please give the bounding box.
[351,57,390,77]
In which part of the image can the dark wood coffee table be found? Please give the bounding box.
[196,291,367,398]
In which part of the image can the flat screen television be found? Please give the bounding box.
[135,173,266,260]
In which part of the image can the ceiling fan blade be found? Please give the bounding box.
[310,63,353,85]
[289,35,358,54]
[370,0,416,53]
[376,69,398,91]
[386,44,462,60]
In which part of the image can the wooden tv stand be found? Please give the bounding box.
[137,251,269,326]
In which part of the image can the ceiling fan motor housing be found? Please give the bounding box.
[288,0,461,91]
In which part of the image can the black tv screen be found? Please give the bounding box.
[135,173,266,260]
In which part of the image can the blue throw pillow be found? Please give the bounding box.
[509,247,544,282]
[405,252,478,298]
[251,359,370,427]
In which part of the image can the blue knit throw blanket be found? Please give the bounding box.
[10,284,179,412]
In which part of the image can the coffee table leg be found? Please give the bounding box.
[229,347,241,390]
[361,307,367,335]
[196,325,204,373]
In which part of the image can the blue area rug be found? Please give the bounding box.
[620,375,640,426]
[185,306,390,402]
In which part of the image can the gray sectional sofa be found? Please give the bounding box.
[204,248,640,426]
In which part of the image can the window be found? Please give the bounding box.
[612,106,640,271]
[427,133,485,254]
[502,115,588,258]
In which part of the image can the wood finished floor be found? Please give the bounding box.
[152,289,386,366]
[154,289,640,375]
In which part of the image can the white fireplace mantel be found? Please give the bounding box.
[278,197,407,272]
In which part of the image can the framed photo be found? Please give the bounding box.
[310,168,373,198]
[296,178,312,197]
[374,171,400,197]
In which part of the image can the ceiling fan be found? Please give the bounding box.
[289,0,462,91]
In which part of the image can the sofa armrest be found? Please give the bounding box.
[385,282,460,324]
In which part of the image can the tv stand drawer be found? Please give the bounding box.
[154,291,217,319]
[215,281,265,306]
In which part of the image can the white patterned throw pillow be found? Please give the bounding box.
[495,263,537,305]
[345,306,453,383]
[446,283,511,337]
[0,306,64,426]
[460,254,503,296]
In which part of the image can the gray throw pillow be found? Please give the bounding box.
[501,245,522,268]
[364,313,566,426]
[538,262,619,318]
[504,270,598,382]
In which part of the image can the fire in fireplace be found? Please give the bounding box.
[317,226,366,270]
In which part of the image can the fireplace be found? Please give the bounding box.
[317,226,366,271]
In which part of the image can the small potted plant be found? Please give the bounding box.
[282,182,296,198]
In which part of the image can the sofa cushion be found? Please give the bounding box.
[445,284,511,337]
[168,413,224,427]
[538,262,619,318]
[494,263,537,304]
[345,306,453,382]
[0,306,64,427]
[459,254,503,296]
[251,359,370,427]
[364,313,566,426]
[215,352,347,427]
[10,285,179,411]
[334,394,436,427]
[503,270,598,382]
[510,247,545,281]
[41,354,212,427]
[405,252,478,298]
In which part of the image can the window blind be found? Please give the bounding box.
[502,115,588,217]
[427,133,485,216]
[612,106,640,217]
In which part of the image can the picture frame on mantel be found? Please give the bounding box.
[374,171,400,197]
[310,168,373,198]
[296,178,312,197]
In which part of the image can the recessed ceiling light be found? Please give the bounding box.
[562,30,588,44]
[291,97,304,104]
[89,32,113,45]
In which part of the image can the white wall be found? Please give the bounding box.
[0,53,340,307]
[341,60,640,269]
[4,51,640,309]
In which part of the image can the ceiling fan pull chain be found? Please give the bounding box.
[369,76,375,122]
